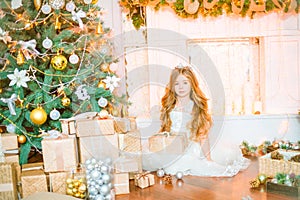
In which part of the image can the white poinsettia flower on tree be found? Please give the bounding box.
[103,75,120,92]
[7,68,30,88]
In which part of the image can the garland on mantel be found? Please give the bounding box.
[119,0,300,29]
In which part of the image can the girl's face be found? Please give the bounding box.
[174,74,191,98]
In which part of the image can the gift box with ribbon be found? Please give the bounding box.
[42,137,78,172]
[0,162,19,200]
[59,118,76,135]
[76,116,115,137]
[113,172,129,195]
[134,172,155,189]
[148,132,187,154]
[21,162,48,198]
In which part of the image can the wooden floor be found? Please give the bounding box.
[116,157,298,200]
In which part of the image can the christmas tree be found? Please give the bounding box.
[0,0,125,164]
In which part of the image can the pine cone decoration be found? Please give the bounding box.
[249,178,260,188]
[271,151,283,160]
[289,154,300,162]
[163,174,173,185]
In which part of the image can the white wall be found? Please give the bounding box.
[101,1,300,145]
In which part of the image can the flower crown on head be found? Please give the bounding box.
[175,63,191,70]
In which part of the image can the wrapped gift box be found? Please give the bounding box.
[118,130,142,153]
[49,171,67,194]
[76,118,114,137]
[42,137,78,172]
[1,133,18,151]
[259,150,300,177]
[78,134,119,163]
[114,117,131,133]
[134,173,155,189]
[21,164,48,198]
[148,132,187,154]
[60,118,76,135]
[114,157,139,173]
[4,154,19,163]
[114,173,129,195]
[0,162,19,200]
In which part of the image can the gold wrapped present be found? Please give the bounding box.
[0,162,19,200]
[114,173,129,195]
[76,118,115,137]
[134,172,155,189]
[49,171,67,194]
[148,132,187,154]
[78,134,119,163]
[21,164,48,198]
[42,137,78,172]
[0,133,18,151]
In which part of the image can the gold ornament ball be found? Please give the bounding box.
[97,80,106,88]
[61,96,71,107]
[0,88,3,94]
[18,135,27,144]
[30,107,47,125]
[92,0,98,4]
[51,55,68,71]
[34,0,42,10]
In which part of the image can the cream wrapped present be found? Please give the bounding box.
[42,137,78,172]
[148,132,187,154]
[118,130,142,153]
[134,172,155,189]
[0,162,19,200]
[113,173,129,195]
[78,134,119,163]
[0,133,18,151]
[114,157,139,173]
[76,117,114,137]
[60,118,76,135]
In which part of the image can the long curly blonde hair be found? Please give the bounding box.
[160,66,212,142]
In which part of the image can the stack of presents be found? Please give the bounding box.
[1,113,180,199]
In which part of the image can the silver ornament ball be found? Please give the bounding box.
[100,185,110,195]
[175,171,184,180]
[102,174,111,184]
[6,124,16,133]
[49,109,60,120]
[156,169,165,178]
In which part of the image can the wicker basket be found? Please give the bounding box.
[259,150,300,177]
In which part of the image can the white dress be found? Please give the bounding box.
[143,101,250,177]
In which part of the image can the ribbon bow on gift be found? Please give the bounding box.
[1,94,17,115]
[72,10,86,29]
[18,39,41,60]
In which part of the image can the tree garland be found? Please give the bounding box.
[119,0,300,29]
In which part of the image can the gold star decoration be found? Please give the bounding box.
[27,65,37,80]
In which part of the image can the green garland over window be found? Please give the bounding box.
[119,0,300,29]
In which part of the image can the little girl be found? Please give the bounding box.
[145,65,249,176]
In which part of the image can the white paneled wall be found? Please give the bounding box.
[101,1,300,145]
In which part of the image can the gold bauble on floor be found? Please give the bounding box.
[30,107,47,125]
